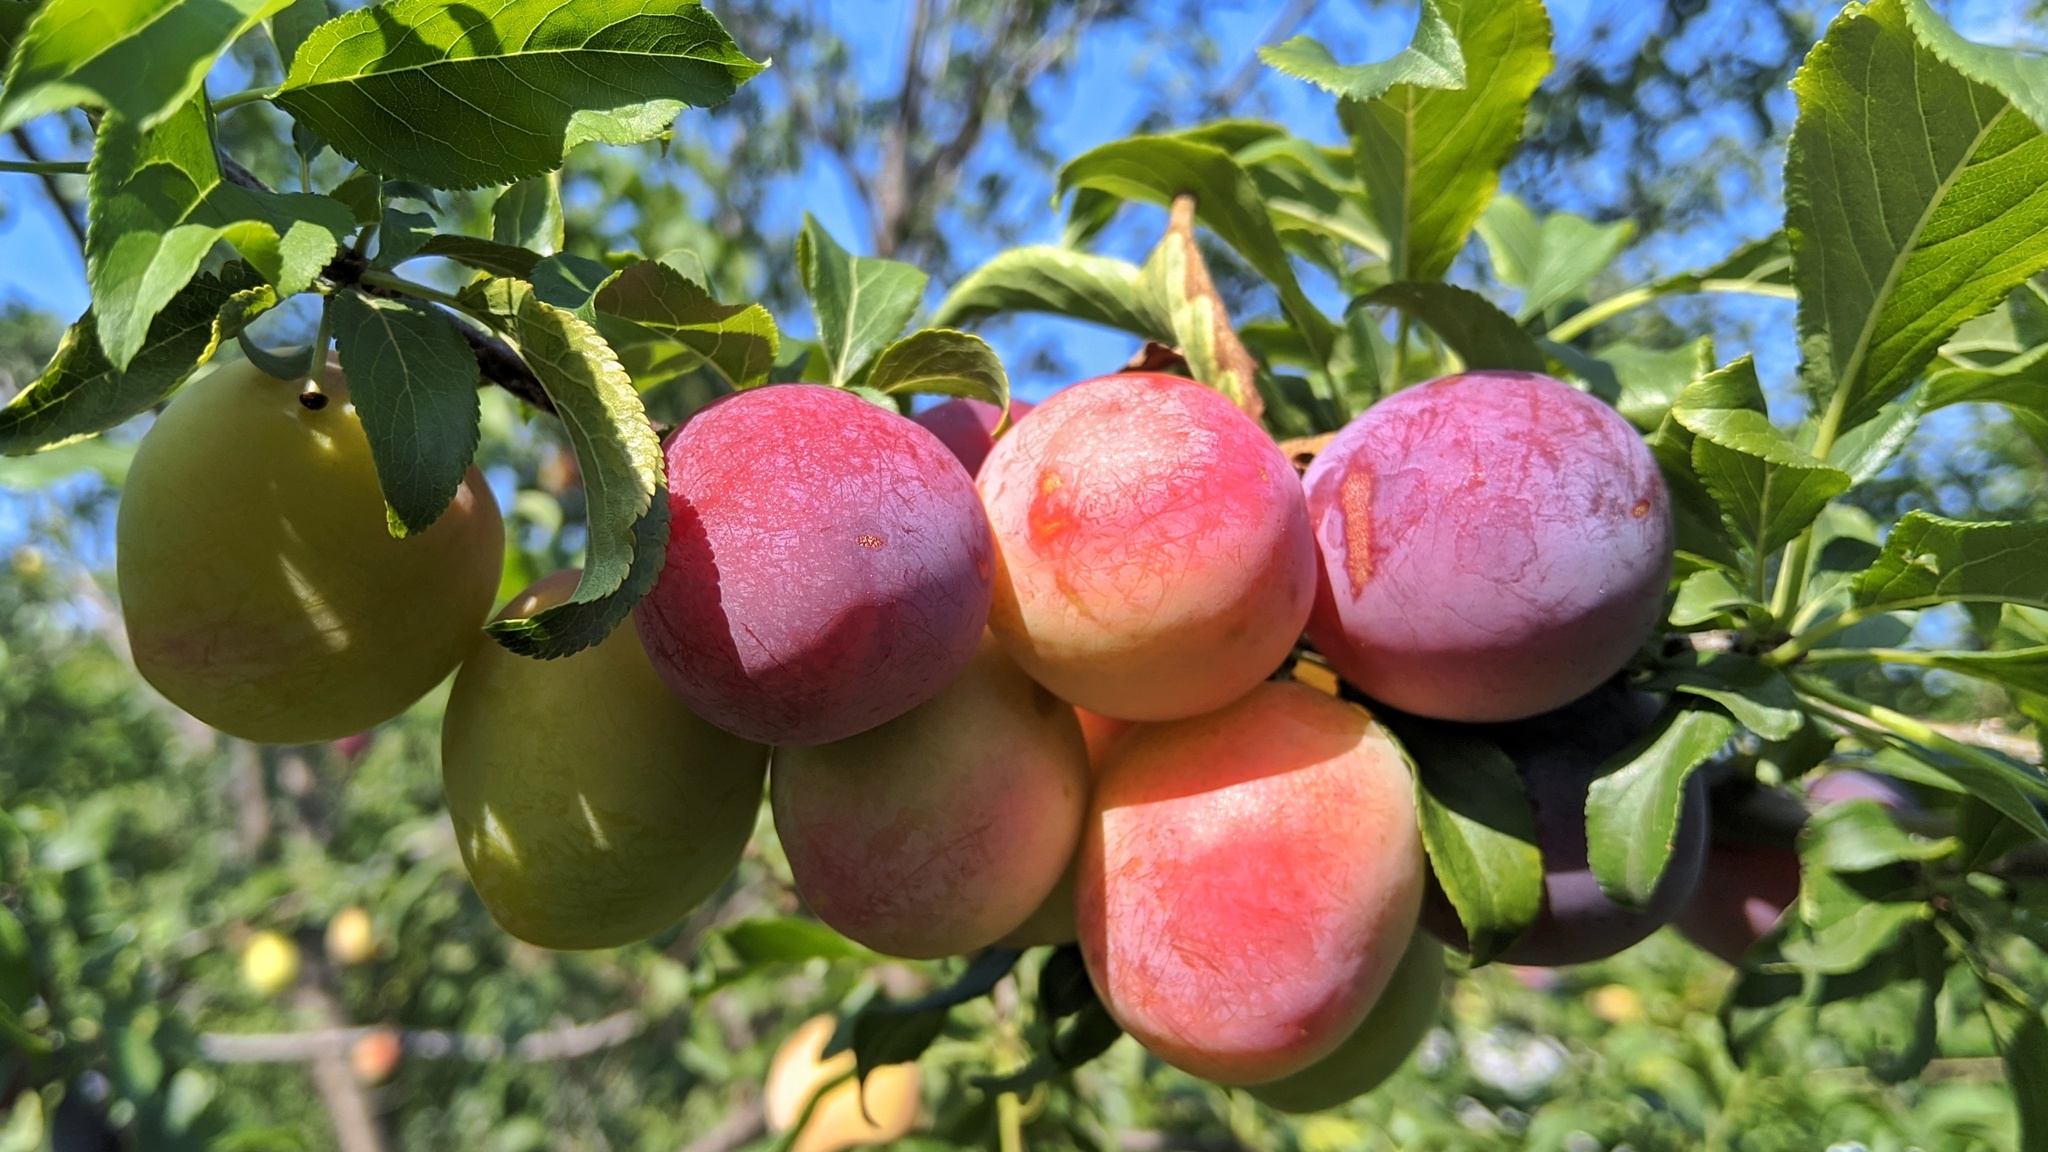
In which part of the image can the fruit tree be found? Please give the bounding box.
[3,0,2048,1148]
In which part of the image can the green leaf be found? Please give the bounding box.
[590,258,778,390]
[865,329,1007,412]
[376,207,435,267]
[235,331,313,381]
[1646,653,1804,740]
[1786,0,2048,435]
[1600,337,1715,431]
[327,290,481,537]
[1585,708,1736,911]
[1823,396,1919,484]
[718,917,870,966]
[1645,410,1741,570]
[0,263,271,454]
[1056,136,1334,366]
[0,905,31,1013]
[1672,357,1851,557]
[0,438,136,489]
[268,0,334,73]
[831,950,1020,1083]
[462,276,663,658]
[1476,194,1634,321]
[1782,864,1926,974]
[1235,132,1389,264]
[1652,233,1795,297]
[414,234,543,280]
[1801,799,1955,872]
[797,215,927,389]
[0,0,291,132]
[1366,281,1545,372]
[1258,3,1464,103]
[1669,569,1760,628]
[0,2,37,63]
[1851,511,2048,613]
[272,0,765,189]
[1383,713,1542,965]
[2005,1008,2048,1152]
[1899,645,2048,697]
[86,98,353,368]
[1341,0,1552,283]
[492,175,563,256]
[933,246,1171,343]
[1923,339,2048,452]
[1137,201,1261,412]
[530,253,613,313]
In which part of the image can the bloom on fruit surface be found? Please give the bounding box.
[240,931,300,996]
[1304,371,1671,723]
[117,358,504,744]
[443,571,769,951]
[765,1016,921,1152]
[979,373,1316,722]
[634,384,994,746]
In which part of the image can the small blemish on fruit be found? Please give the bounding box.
[298,390,329,411]
[1339,470,1374,595]
[857,534,885,550]
[1631,499,1651,518]
[1040,472,1062,494]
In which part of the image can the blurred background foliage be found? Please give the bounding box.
[2,0,2047,1148]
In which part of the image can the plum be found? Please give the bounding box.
[1079,682,1425,1085]
[1676,771,1914,964]
[914,396,1033,477]
[1304,371,1671,723]
[118,358,503,743]
[766,1015,921,1152]
[979,373,1317,721]
[633,384,994,746]
[1248,930,1445,1113]
[773,633,1089,958]
[444,571,769,950]
[1419,682,1709,966]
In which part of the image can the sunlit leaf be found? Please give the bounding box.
[0,0,291,132]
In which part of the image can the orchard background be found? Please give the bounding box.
[2,0,2048,1149]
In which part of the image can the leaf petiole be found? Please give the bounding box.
[0,158,86,176]
[210,87,278,112]
[355,269,491,325]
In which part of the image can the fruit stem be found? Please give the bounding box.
[996,1091,1024,1152]
[212,86,277,112]
[1547,286,1656,344]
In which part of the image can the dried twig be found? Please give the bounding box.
[9,127,85,250]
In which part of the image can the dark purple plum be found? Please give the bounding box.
[1304,372,1672,722]
[633,384,994,746]
[914,397,1033,477]
[1806,769,1918,810]
[1420,682,1709,966]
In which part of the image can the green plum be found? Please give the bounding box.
[443,571,769,949]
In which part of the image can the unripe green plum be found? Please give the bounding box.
[1079,682,1425,1085]
[1248,931,1444,1113]
[443,571,769,950]
[773,634,1090,958]
[979,374,1317,721]
[118,358,503,743]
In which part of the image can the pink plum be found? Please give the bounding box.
[914,397,1033,477]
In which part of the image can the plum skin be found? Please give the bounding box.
[1248,930,1445,1112]
[633,384,994,746]
[914,396,1033,477]
[1079,682,1425,1085]
[443,571,769,950]
[118,357,503,744]
[1419,683,1710,966]
[1304,371,1672,723]
[979,373,1317,721]
[772,633,1090,959]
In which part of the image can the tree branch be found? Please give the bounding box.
[9,128,85,251]
[199,1011,643,1064]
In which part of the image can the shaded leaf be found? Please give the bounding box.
[273,0,765,188]
[530,253,612,313]
[0,264,271,454]
[1366,281,1544,372]
[1672,357,1850,556]
[797,215,926,388]
[829,950,1020,1082]
[328,290,481,536]
[2006,1008,2048,1152]
[492,175,563,256]
[1783,864,1925,974]
[1801,799,1956,872]
[414,234,543,279]
[1383,712,1542,965]
[1258,4,1464,103]
[719,918,870,966]
[269,0,335,73]
[0,0,290,132]
[1903,645,2048,697]
[1646,653,1804,740]
[1586,709,1736,910]
[1852,511,2048,613]
[866,329,1006,411]
[933,246,1170,343]
[592,258,778,390]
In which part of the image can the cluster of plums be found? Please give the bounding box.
[113,356,1853,1112]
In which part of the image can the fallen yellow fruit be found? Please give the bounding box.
[765,1015,920,1152]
